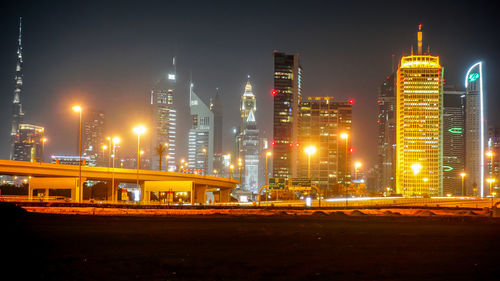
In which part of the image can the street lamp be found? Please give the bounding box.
[41,137,47,163]
[265,151,272,185]
[133,125,146,201]
[180,159,185,173]
[487,178,496,196]
[213,169,218,176]
[111,136,120,202]
[72,105,83,202]
[340,132,349,206]
[101,145,108,167]
[229,164,234,179]
[202,148,207,175]
[460,172,467,196]
[304,146,316,178]
[107,137,112,168]
[354,161,362,181]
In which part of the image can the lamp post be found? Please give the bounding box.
[202,148,207,175]
[72,105,83,202]
[340,133,349,206]
[164,143,169,172]
[41,137,47,163]
[229,164,234,179]
[111,137,120,202]
[304,146,316,178]
[133,125,146,201]
[460,172,467,196]
[354,161,362,181]
[265,151,272,185]
[487,178,496,196]
[180,159,185,173]
[213,169,218,176]
[107,137,112,168]
[101,145,107,167]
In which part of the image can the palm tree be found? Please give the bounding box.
[156,143,167,171]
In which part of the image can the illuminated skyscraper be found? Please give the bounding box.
[151,58,177,171]
[376,72,396,192]
[188,80,214,174]
[210,88,223,175]
[442,86,465,195]
[396,25,443,197]
[82,110,105,167]
[273,52,302,178]
[464,62,485,196]
[13,124,44,162]
[10,18,24,160]
[487,128,499,191]
[298,97,352,195]
[238,78,259,191]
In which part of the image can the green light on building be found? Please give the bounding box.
[468,72,479,82]
[448,127,463,134]
[443,166,454,172]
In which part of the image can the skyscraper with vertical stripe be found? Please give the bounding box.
[10,17,25,160]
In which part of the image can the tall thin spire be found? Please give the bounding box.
[10,17,25,159]
[417,24,423,55]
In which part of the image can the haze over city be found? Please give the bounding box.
[1,0,498,167]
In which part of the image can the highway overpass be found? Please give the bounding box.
[0,159,239,203]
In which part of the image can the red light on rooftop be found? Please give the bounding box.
[272,89,277,96]
[349,147,354,153]
[348,99,355,105]
[272,141,275,145]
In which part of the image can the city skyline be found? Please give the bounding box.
[0,1,498,169]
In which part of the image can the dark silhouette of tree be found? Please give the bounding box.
[156,143,167,171]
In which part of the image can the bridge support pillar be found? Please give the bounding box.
[219,189,231,203]
[193,184,207,204]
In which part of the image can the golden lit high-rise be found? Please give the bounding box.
[396,25,443,197]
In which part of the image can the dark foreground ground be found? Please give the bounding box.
[2,206,500,280]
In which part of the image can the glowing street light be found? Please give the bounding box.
[133,125,146,201]
[340,132,349,206]
[101,145,108,167]
[229,164,234,179]
[72,105,83,202]
[265,151,272,185]
[460,172,467,196]
[487,178,496,196]
[304,146,317,178]
[111,136,121,202]
[354,161,362,181]
[41,137,47,163]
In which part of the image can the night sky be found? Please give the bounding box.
[0,0,498,168]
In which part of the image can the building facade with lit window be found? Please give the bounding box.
[487,128,499,191]
[442,85,465,195]
[151,58,177,171]
[82,110,105,167]
[376,73,396,193]
[188,81,214,174]
[298,97,352,195]
[237,79,260,191]
[396,27,443,196]
[464,62,485,196]
[272,52,302,179]
[12,124,44,162]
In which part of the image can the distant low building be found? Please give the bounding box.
[51,155,92,166]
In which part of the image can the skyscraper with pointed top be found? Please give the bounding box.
[396,25,444,196]
[150,57,177,171]
[188,80,214,174]
[10,17,25,160]
[238,77,259,191]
